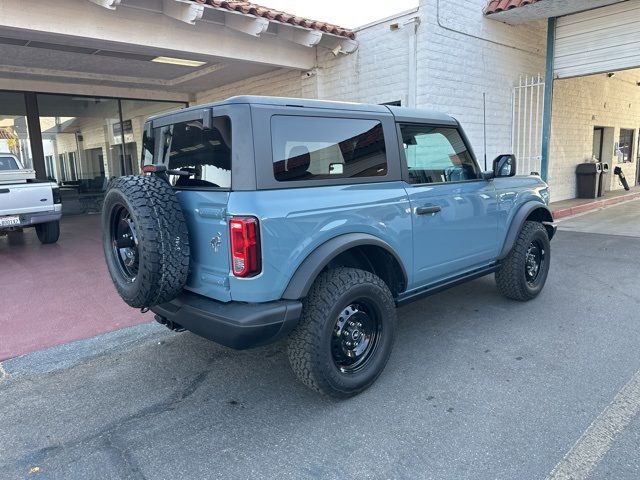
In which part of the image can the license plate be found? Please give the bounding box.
[0,215,21,227]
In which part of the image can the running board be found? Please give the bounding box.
[395,264,498,307]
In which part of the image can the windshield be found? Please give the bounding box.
[0,156,20,171]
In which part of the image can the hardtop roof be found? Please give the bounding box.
[148,95,458,126]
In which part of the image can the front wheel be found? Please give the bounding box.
[35,221,60,244]
[496,221,550,301]
[287,267,397,398]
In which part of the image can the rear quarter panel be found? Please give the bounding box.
[226,182,412,302]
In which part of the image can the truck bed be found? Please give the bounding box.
[0,168,36,185]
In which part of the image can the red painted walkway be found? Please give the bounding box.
[551,186,640,219]
[0,215,146,361]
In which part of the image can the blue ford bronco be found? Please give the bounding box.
[102,96,555,398]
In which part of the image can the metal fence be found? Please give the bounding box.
[512,74,544,175]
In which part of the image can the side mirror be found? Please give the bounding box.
[493,154,516,177]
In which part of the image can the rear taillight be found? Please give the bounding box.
[229,216,261,277]
[52,187,61,204]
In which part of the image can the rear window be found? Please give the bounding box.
[148,116,231,189]
[271,116,387,182]
[0,156,19,171]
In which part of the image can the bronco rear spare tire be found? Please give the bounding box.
[102,175,190,309]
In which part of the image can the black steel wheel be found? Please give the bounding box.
[525,239,546,287]
[496,221,551,301]
[102,175,190,309]
[287,267,397,398]
[331,301,382,374]
[110,204,139,282]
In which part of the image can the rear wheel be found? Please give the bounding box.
[287,267,396,398]
[496,221,550,301]
[35,221,60,244]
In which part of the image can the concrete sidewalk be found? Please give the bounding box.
[551,186,640,219]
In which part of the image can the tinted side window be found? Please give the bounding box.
[400,125,480,184]
[157,116,231,189]
[271,116,387,182]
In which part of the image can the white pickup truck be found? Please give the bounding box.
[0,153,62,244]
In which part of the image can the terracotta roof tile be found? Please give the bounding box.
[191,0,355,39]
[484,0,540,15]
[0,128,17,140]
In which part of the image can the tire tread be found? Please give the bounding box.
[287,267,395,398]
[102,175,189,308]
[495,220,549,301]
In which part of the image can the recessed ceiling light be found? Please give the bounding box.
[151,56,206,67]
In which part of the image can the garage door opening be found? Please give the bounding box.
[549,69,640,200]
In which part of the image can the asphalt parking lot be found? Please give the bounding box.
[1,200,639,479]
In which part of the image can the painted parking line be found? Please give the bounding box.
[546,368,640,480]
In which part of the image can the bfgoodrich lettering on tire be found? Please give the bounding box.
[287,267,397,398]
[102,175,190,309]
[495,220,550,301]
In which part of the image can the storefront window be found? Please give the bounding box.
[38,94,121,214]
[1,91,184,215]
[0,92,31,168]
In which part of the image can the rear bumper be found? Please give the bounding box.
[0,209,61,229]
[22,210,62,226]
[151,291,303,350]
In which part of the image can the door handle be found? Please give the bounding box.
[415,204,442,215]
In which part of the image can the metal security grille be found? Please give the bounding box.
[512,74,544,175]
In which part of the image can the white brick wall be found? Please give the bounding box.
[194,2,547,172]
[195,10,417,106]
[314,10,417,105]
[416,0,546,167]
[195,68,304,104]
[549,69,640,201]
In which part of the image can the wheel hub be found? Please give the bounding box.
[331,302,381,373]
[525,241,544,285]
[110,206,140,282]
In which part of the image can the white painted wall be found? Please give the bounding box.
[549,69,640,201]
[416,0,546,168]
[196,68,303,103]
[196,2,547,173]
[195,9,418,105]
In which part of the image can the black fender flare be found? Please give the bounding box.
[281,233,409,300]
[498,201,554,260]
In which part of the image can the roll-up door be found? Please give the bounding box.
[554,0,640,78]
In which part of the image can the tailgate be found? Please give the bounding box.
[176,190,232,302]
[0,182,55,216]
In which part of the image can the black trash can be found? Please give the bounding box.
[576,162,602,199]
[598,162,610,197]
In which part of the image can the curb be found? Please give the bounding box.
[552,192,640,220]
[0,321,172,381]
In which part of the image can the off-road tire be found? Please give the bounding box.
[287,267,397,398]
[495,221,550,301]
[35,220,60,244]
[102,175,189,308]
